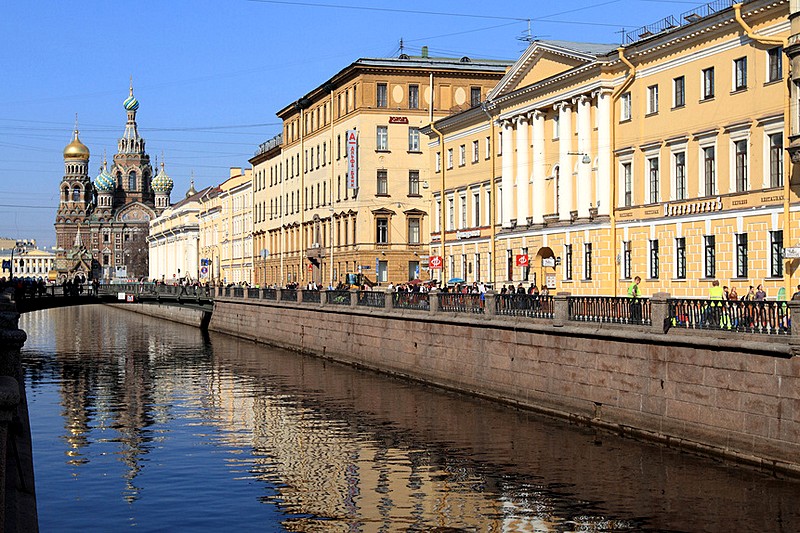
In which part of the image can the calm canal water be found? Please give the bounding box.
[19,305,800,532]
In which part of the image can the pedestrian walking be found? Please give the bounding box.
[627,276,642,323]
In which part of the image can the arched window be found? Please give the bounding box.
[128,171,136,190]
[72,186,81,201]
[117,172,122,187]
[62,187,69,201]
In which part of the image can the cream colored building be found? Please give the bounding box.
[251,51,512,287]
[199,168,253,285]
[0,247,56,279]
[427,0,797,298]
[148,185,209,283]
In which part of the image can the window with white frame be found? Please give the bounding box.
[376,169,388,195]
[734,138,748,192]
[564,244,573,280]
[408,127,420,151]
[733,57,747,91]
[771,230,784,277]
[702,67,715,100]
[460,194,467,228]
[408,84,419,109]
[768,47,783,83]
[621,160,633,207]
[459,144,466,166]
[583,243,592,280]
[673,76,685,108]
[376,125,388,151]
[673,151,686,201]
[620,92,631,121]
[648,156,660,204]
[622,240,631,279]
[435,152,441,173]
[704,235,716,278]
[376,83,387,108]
[473,191,481,227]
[408,217,420,244]
[675,237,686,279]
[736,233,748,278]
[435,199,441,232]
[472,140,479,163]
[768,132,783,188]
[649,239,659,279]
[701,144,716,196]
[447,148,454,169]
[647,84,659,114]
[447,197,455,230]
[408,170,420,196]
[485,136,491,159]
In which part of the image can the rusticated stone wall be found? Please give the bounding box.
[209,296,800,476]
[109,303,211,329]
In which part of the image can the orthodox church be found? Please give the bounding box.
[54,85,174,280]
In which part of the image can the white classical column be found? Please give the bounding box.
[515,114,530,225]
[557,102,574,222]
[531,110,546,224]
[501,120,515,228]
[576,95,592,219]
[596,88,612,216]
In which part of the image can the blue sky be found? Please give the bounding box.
[0,0,705,247]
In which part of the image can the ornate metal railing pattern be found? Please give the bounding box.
[392,292,428,311]
[496,294,554,319]
[568,296,652,326]
[669,298,789,336]
[357,291,386,308]
[327,290,352,306]
[438,293,484,314]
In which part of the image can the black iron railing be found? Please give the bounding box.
[303,290,321,304]
[392,292,428,311]
[358,291,386,308]
[669,298,789,336]
[262,288,277,301]
[568,296,651,326]
[438,293,484,314]
[328,290,352,306]
[496,294,554,319]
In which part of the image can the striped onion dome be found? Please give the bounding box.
[94,165,115,192]
[151,163,173,194]
[123,93,139,111]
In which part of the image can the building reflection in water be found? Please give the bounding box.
[20,306,800,531]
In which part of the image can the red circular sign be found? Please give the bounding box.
[429,256,442,269]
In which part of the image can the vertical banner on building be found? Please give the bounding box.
[346,129,358,189]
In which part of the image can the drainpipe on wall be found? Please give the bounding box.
[733,2,792,297]
[429,120,447,285]
[610,47,636,296]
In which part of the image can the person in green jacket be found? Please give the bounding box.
[628,276,642,322]
[709,279,725,328]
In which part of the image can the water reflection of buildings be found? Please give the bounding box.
[21,307,800,531]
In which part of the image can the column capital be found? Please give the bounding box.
[500,118,515,129]
[554,101,572,112]
[514,114,529,126]
[528,109,545,121]
[573,94,592,106]
[592,87,614,99]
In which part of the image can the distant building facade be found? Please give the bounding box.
[54,85,171,280]
[250,51,512,287]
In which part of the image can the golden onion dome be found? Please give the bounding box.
[63,130,90,159]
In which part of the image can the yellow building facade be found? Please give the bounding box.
[198,168,253,285]
[251,53,511,287]
[427,0,797,298]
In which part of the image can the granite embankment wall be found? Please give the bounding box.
[109,303,210,329]
[208,296,800,476]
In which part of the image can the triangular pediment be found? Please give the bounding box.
[488,40,614,100]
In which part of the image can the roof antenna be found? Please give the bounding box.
[399,37,404,55]
[615,27,627,45]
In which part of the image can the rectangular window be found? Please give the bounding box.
[674,152,686,200]
[376,169,388,195]
[734,57,747,91]
[408,127,420,151]
[768,47,783,82]
[648,157,659,204]
[447,148,454,169]
[771,230,784,277]
[703,146,716,196]
[485,136,491,159]
[620,92,631,121]
[408,218,420,244]
[735,139,748,192]
[564,244,573,281]
[647,84,659,114]
[702,67,715,100]
[448,197,455,230]
[623,162,632,207]
[376,218,388,244]
[408,170,419,196]
[649,239,660,279]
[376,125,388,151]
[770,133,784,188]
[473,192,481,227]
[435,152,441,173]
[408,84,419,109]
[736,233,748,278]
[459,144,466,166]
[623,240,632,279]
[460,195,467,228]
[676,237,686,279]
[584,243,593,280]
[704,235,716,278]
[673,76,685,108]
[337,134,341,160]
[376,83,387,107]
[470,87,481,107]
[472,140,479,163]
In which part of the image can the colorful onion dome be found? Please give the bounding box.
[94,164,115,192]
[123,93,139,111]
[151,163,173,194]
[63,130,90,159]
